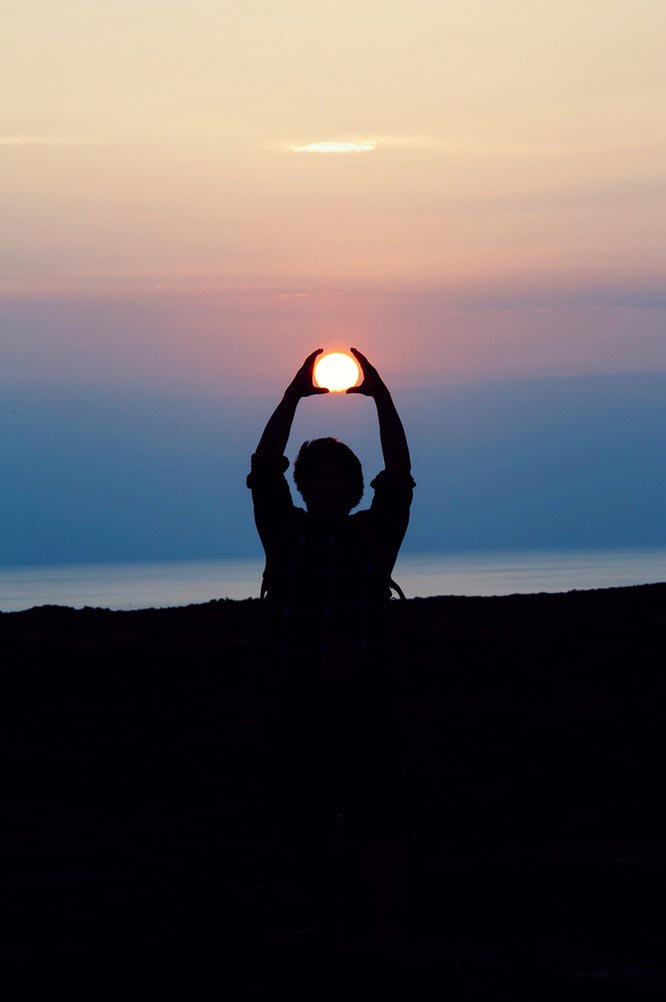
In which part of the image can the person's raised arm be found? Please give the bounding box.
[255,349,328,460]
[346,347,411,478]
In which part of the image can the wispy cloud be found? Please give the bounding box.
[289,140,376,154]
[0,134,90,147]
[286,135,444,154]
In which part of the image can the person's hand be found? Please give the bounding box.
[287,349,330,399]
[346,347,388,398]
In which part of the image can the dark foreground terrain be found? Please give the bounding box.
[2,585,665,997]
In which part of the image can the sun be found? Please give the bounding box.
[314,352,360,392]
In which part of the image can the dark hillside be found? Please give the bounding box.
[2,585,665,996]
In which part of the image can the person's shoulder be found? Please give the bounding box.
[246,452,290,486]
[370,469,416,491]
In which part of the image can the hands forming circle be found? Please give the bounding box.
[290,347,386,399]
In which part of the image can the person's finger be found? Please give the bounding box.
[304,348,324,367]
[350,347,371,368]
[312,386,330,394]
[345,384,365,394]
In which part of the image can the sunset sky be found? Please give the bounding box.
[2,1,665,566]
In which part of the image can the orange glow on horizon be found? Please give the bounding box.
[314,352,360,392]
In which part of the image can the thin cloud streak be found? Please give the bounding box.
[0,135,92,147]
[289,140,376,153]
[285,135,445,154]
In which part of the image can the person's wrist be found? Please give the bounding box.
[284,383,302,403]
[373,383,391,403]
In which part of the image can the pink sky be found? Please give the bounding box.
[2,1,665,396]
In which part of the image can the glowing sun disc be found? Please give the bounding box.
[314,352,360,392]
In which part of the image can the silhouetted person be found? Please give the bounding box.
[247,348,414,946]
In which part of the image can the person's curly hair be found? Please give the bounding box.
[293,437,364,509]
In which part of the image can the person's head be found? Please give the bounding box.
[294,437,363,517]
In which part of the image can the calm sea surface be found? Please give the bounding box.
[1,548,666,612]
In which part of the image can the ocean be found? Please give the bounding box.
[1,547,666,613]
